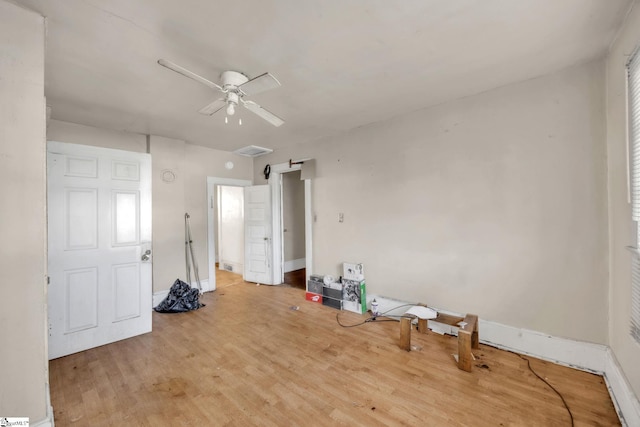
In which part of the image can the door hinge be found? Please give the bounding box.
[47,276,50,285]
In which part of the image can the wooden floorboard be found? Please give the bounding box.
[283,268,306,290]
[49,272,620,426]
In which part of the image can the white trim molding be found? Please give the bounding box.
[284,258,306,273]
[32,383,54,427]
[153,290,170,308]
[604,348,640,427]
[478,319,607,373]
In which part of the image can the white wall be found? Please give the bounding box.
[0,1,48,421]
[606,0,640,398]
[150,135,187,290]
[255,60,609,345]
[48,119,147,153]
[183,144,253,287]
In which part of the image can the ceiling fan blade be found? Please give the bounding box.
[243,101,284,127]
[158,59,223,92]
[239,72,281,96]
[198,98,226,115]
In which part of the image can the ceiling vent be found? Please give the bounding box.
[233,145,273,158]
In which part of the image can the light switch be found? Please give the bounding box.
[339,213,344,223]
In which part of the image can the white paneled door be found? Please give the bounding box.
[47,142,152,359]
[243,185,273,284]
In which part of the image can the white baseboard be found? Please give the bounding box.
[152,289,169,308]
[218,261,243,274]
[197,278,211,293]
[478,318,607,374]
[366,294,636,426]
[32,382,54,426]
[284,258,305,273]
[604,348,640,427]
[152,279,210,308]
[32,416,54,427]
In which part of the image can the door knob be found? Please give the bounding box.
[141,249,151,261]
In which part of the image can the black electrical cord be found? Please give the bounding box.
[336,312,372,327]
[335,303,423,328]
[335,312,399,327]
[335,304,574,426]
[508,350,574,426]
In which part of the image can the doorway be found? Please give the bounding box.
[217,185,244,275]
[269,161,313,286]
[206,177,251,292]
[206,164,313,289]
[281,170,306,289]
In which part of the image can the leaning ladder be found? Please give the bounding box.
[184,213,202,292]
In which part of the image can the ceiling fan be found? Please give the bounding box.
[158,59,284,127]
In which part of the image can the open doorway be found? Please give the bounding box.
[269,161,313,288]
[281,170,306,289]
[206,177,251,292]
[206,166,312,290]
[217,185,244,275]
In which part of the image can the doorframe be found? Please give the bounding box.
[206,177,252,292]
[269,161,313,285]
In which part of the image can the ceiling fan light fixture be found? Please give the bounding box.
[158,60,284,127]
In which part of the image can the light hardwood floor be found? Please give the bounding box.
[49,271,620,426]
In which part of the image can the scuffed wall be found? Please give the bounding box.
[255,60,608,345]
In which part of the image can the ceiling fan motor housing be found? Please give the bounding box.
[221,70,249,91]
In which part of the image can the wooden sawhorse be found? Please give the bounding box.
[399,312,479,372]
[456,313,479,372]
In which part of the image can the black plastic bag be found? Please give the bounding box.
[154,278,205,313]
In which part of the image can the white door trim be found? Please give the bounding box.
[268,161,313,285]
[206,177,251,292]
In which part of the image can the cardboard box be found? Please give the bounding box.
[323,284,343,299]
[322,296,342,310]
[305,292,322,303]
[307,278,323,294]
[342,279,367,314]
[343,262,364,281]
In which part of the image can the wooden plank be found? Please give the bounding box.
[458,329,473,372]
[400,317,412,351]
[417,318,428,334]
[434,313,464,326]
[415,303,430,334]
[465,314,479,349]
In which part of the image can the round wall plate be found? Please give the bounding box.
[161,169,176,183]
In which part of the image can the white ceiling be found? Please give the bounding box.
[18,0,633,152]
